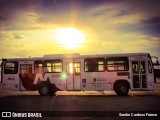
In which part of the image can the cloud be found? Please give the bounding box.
[0,31,26,41]
[0,31,14,40]
[14,35,25,39]
[0,0,42,30]
[82,0,160,38]
[140,16,160,37]
[0,16,6,21]
[115,16,160,37]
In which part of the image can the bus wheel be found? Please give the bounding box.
[114,83,129,96]
[38,82,51,96]
[117,84,129,96]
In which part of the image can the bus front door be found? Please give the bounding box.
[131,60,147,90]
[19,63,34,90]
[66,62,81,90]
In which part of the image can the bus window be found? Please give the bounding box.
[106,57,129,71]
[75,63,80,76]
[53,61,62,72]
[67,63,73,75]
[148,61,152,73]
[84,58,105,72]
[34,61,43,73]
[44,60,62,73]
[20,64,32,74]
[4,61,18,74]
[67,62,80,76]
[141,61,146,74]
[98,60,105,71]
[132,61,139,74]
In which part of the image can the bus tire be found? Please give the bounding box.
[117,84,129,96]
[38,82,52,96]
[114,81,129,96]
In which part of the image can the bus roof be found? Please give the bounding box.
[2,53,150,61]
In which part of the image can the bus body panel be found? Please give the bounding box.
[2,73,20,90]
[81,71,129,91]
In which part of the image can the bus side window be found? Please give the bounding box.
[132,61,139,74]
[132,65,137,74]
[141,61,146,74]
[20,64,32,74]
[34,61,43,73]
[4,61,18,74]
[106,57,129,71]
[84,58,105,72]
[148,61,152,73]
[43,60,62,73]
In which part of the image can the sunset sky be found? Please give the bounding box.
[0,0,160,59]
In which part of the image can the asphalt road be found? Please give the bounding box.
[0,92,160,111]
[0,90,160,120]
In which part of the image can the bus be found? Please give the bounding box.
[0,53,156,96]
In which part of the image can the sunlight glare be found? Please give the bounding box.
[54,27,85,49]
[69,63,73,73]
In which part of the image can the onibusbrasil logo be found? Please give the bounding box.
[2,112,42,117]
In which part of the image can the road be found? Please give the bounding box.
[0,91,160,111]
[0,90,160,120]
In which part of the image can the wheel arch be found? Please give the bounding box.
[37,77,51,86]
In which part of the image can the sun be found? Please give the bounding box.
[54,27,85,49]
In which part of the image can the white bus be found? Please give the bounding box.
[0,53,156,96]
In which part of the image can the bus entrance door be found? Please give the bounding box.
[19,62,34,90]
[131,60,147,90]
[66,62,81,90]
